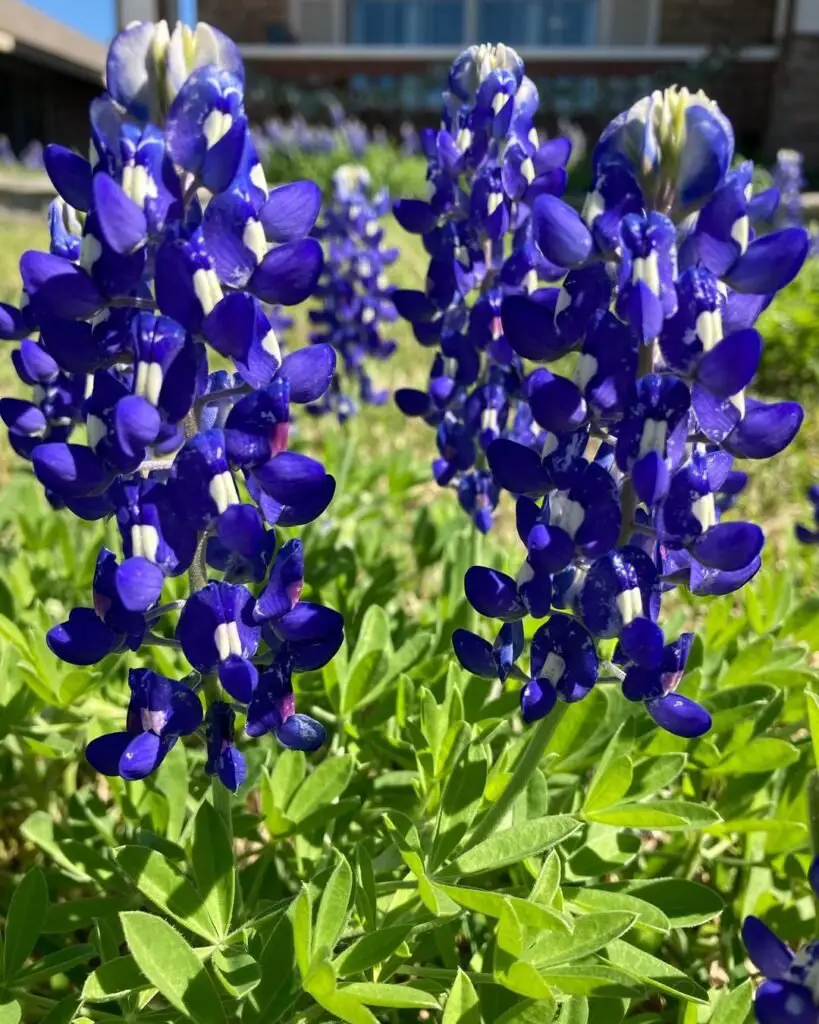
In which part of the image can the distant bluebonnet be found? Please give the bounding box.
[447,77,808,737]
[743,858,819,1023]
[309,164,398,420]
[1,19,343,791]
[773,148,819,255]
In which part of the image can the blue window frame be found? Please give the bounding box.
[350,1,464,45]
[478,0,597,45]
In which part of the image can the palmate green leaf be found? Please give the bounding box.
[445,815,581,877]
[569,825,641,877]
[526,912,637,968]
[586,800,721,830]
[3,866,48,979]
[443,969,482,1024]
[191,800,235,940]
[621,878,724,928]
[121,912,226,1024]
[38,995,80,1024]
[342,982,440,1009]
[545,688,608,768]
[155,741,188,843]
[531,850,561,906]
[709,738,799,776]
[314,854,353,958]
[708,980,753,1024]
[604,939,709,1003]
[344,649,390,715]
[287,753,353,825]
[437,884,570,932]
[565,887,670,933]
[115,846,218,942]
[334,924,412,977]
[82,955,149,1002]
[305,961,379,1024]
[540,963,642,998]
[212,947,262,999]
[781,596,819,646]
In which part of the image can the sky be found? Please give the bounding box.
[24,0,198,44]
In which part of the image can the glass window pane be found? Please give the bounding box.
[479,0,528,45]
[421,1,463,44]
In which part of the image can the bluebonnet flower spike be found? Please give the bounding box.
[0,17,344,791]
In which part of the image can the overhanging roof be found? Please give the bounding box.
[0,0,106,83]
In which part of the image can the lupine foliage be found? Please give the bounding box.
[0,21,816,1024]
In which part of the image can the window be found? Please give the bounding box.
[349,0,464,45]
[479,0,597,45]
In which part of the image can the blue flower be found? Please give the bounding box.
[743,860,819,1024]
[1,16,344,790]
[86,668,202,780]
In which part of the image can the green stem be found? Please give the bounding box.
[212,773,234,847]
[466,703,569,849]
[402,965,496,985]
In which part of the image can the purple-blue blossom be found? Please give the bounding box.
[743,859,819,1023]
[0,18,344,792]
[309,164,398,420]
[393,43,572,534]
[448,77,808,738]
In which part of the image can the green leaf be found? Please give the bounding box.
[270,750,306,810]
[342,982,440,1009]
[344,649,390,715]
[82,956,149,1002]
[122,911,226,1024]
[540,963,642,997]
[314,854,353,958]
[334,925,411,977]
[44,896,128,934]
[497,998,556,1024]
[584,755,633,813]
[438,884,569,932]
[709,981,753,1024]
[0,1002,20,1024]
[447,815,580,876]
[290,885,313,978]
[432,742,489,869]
[587,801,720,830]
[527,912,637,967]
[155,741,188,843]
[565,887,670,933]
[191,800,235,940]
[557,997,589,1024]
[709,738,799,776]
[14,944,95,985]
[3,866,48,979]
[604,939,709,1003]
[781,596,819,646]
[443,969,482,1024]
[212,948,262,999]
[39,996,79,1024]
[622,879,724,928]
[249,909,298,1023]
[628,754,686,798]
[116,846,218,941]
[808,690,819,768]
[287,754,353,825]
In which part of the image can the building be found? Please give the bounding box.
[198,0,819,164]
[0,0,106,156]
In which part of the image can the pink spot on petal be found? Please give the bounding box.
[269,422,290,456]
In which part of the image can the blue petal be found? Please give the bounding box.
[741,916,793,979]
[647,694,711,737]
[261,181,322,242]
[724,228,809,294]
[93,173,148,255]
[86,731,132,776]
[452,628,497,678]
[281,344,336,403]
[115,556,164,612]
[250,239,323,305]
[44,144,92,211]
[532,195,593,268]
[276,713,327,752]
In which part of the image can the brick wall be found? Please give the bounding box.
[660,0,777,45]
[197,0,293,43]
[766,35,819,165]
